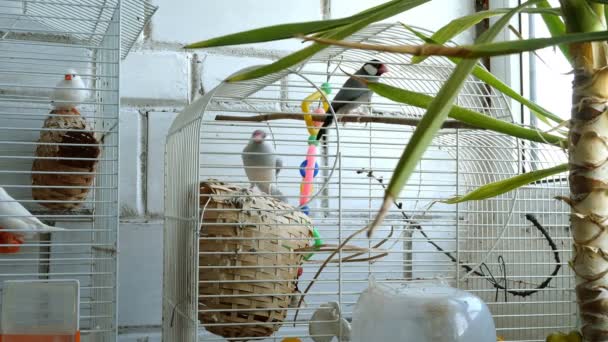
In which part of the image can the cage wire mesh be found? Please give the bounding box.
[163,23,573,342]
[0,0,154,340]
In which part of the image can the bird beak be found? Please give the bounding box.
[253,132,264,143]
[65,74,72,81]
[378,64,388,75]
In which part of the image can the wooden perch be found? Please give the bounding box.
[215,112,482,129]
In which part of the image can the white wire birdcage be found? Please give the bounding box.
[0,0,155,340]
[163,23,573,342]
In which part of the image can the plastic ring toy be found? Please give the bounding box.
[301,82,331,136]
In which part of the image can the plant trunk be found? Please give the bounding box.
[568,40,608,342]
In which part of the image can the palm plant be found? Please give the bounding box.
[186,0,608,340]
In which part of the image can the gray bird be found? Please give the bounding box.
[242,129,287,202]
[316,60,389,141]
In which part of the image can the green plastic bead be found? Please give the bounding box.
[308,135,319,146]
[321,82,332,95]
[304,227,324,261]
[312,228,323,248]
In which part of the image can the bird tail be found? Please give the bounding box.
[18,225,65,241]
[316,113,335,141]
[41,225,67,232]
[316,127,327,141]
[15,225,65,242]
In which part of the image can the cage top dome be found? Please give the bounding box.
[11,0,157,59]
[167,22,567,184]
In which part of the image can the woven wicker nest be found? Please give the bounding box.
[32,108,100,210]
[199,180,313,340]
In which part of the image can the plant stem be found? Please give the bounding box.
[562,1,608,340]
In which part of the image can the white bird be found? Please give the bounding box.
[51,69,88,110]
[241,129,287,202]
[0,187,65,242]
[309,301,351,342]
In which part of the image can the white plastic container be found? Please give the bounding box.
[1,280,80,342]
[352,279,496,342]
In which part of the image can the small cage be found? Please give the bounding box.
[0,0,155,340]
[163,23,572,341]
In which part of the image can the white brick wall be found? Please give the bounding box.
[150,0,322,51]
[331,0,476,43]
[118,1,477,338]
[118,222,163,327]
[201,54,271,92]
[121,51,190,102]
[146,111,178,215]
[119,110,144,217]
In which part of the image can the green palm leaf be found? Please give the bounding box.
[367,82,565,147]
[368,0,540,237]
[443,163,568,204]
[561,0,605,32]
[536,0,571,62]
[411,6,561,64]
[462,30,608,57]
[304,29,608,59]
[226,0,429,82]
[184,0,412,48]
[403,24,562,124]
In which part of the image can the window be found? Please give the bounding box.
[529,4,572,130]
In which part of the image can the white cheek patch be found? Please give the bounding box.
[364,64,378,75]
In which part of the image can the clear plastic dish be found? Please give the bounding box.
[352,279,496,342]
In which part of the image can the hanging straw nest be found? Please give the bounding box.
[198,180,312,340]
[32,108,100,210]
